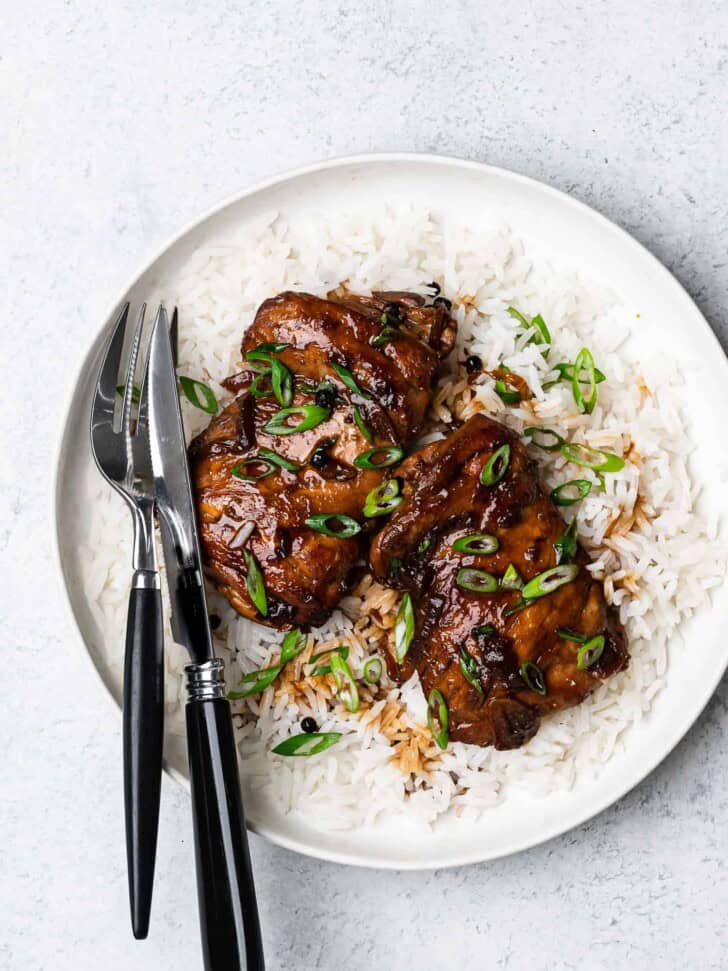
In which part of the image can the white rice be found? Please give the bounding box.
[81,206,725,830]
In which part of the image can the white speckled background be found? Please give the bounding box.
[3,1,728,968]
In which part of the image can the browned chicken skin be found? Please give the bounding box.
[190,290,456,629]
[370,414,628,750]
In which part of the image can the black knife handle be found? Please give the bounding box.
[185,662,264,971]
[123,578,164,940]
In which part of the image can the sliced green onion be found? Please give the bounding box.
[389,557,402,577]
[394,593,415,663]
[280,628,307,664]
[544,361,607,389]
[480,444,511,486]
[524,426,565,452]
[504,598,529,617]
[264,404,330,436]
[371,326,400,347]
[230,458,276,481]
[246,342,289,361]
[475,623,496,635]
[243,550,268,617]
[331,361,371,399]
[456,569,498,593]
[427,689,449,749]
[554,518,579,564]
[520,661,547,695]
[179,376,218,414]
[495,380,521,405]
[309,645,350,676]
[551,479,592,506]
[353,405,374,443]
[576,635,606,670]
[257,448,301,472]
[500,563,523,590]
[572,348,598,414]
[228,663,282,699]
[272,732,342,757]
[522,563,579,600]
[330,654,360,712]
[452,534,499,555]
[417,536,432,554]
[115,383,141,404]
[249,372,274,397]
[507,306,551,352]
[304,513,362,538]
[363,656,384,683]
[271,358,293,407]
[560,442,625,472]
[353,445,405,470]
[557,628,588,644]
[459,648,483,695]
[363,479,403,517]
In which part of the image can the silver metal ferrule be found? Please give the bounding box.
[131,570,161,590]
[185,658,226,702]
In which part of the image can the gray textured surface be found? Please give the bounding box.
[2,1,728,969]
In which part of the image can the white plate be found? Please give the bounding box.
[54,153,728,869]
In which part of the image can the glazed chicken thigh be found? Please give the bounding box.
[370,413,628,750]
[190,289,456,629]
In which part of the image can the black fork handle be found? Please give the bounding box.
[123,576,164,939]
[185,662,264,970]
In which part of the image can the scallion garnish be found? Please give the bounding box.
[371,326,400,347]
[353,406,374,443]
[427,689,449,749]
[507,306,551,353]
[544,361,607,390]
[572,348,598,414]
[363,478,403,517]
[520,661,547,695]
[475,624,496,636]
[308,645,350,676]
[249,372,274,397]
[115,383,141,404]
[331,361,371,399]
[389,557,402,577]
[353,445,405,470]
[456,568,498,593]
[264,404,330,436]
[523,426,565,452]
[363,656,383,684]
[480,444,511,486]
[329,654,360,712]
[495,379,521,405]
[500,563,523,590]
[272,732,342,757]
[179,376,218,414]
[257,448,301,472]
[557,628,588,643]
[280,628,307,663]
[576,635,606,670]
[271,358,294,407]
[304,513,362,539]
[228,663,282,699]
[551,479,592,506]
[560,442,625,472]
[230,458,276,481]
[417,536,432,554]
[554,518,579,564]
[246,342,289,361]
[459,648,483,695]
[394,593,415,663]
[521,563,579,600]
[452,534,499,555]
[243,550,268,617]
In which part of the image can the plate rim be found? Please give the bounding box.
[52,151,728,870]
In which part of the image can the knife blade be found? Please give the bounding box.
[146,305,213,665]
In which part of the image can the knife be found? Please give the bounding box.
[146,305,265,971]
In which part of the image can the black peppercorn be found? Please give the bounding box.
[315,386,335,410]
[465,354,483,373]
[433,295,452,311]
[301,716,319,733]
[310,447,329,470]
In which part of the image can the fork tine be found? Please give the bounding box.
[93,302,130,424]
[121,304,146,469]
[136,306,164,438]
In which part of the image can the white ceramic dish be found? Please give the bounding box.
[54,153,728,869]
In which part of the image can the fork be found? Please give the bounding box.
[90,303,164,940]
